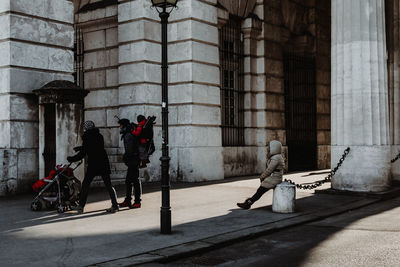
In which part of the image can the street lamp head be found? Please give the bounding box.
[150,0,178,8]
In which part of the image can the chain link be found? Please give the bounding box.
[284,147,351,190]
[391,152,400,163]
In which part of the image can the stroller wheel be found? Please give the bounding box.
[31,200,42,211]
[57,204,65,213]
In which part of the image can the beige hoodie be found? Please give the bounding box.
[260,140,285,189]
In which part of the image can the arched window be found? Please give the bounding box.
[219,16,245,146]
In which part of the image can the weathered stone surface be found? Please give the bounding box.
[119,41,160,63]
[118,84,161,105]
[10,14,74,48]
[10,95,38,121]
[317,145,330,169]
[266,111,285,128]
[169,62,219,85]
[169,41,219,65]
[119,63,160,85]
[85,89,118,108]
[266,129,287,145]
[317,130,330,145]
[10,41,73,73]
[265,93,285,110]
[170,0,217,24]
[10,0,73,23]
[10,121,38,149]
[84,109,107,128]
[176,147,224,182]
[84,70,106,89]
[272,182,296,213]
[169,84,220,105]
[265,77,284,93]
[223,146,266,177]
[244,128,268,146]
[169,20,219,44]
[118,20,160,43]
[169,126,221,147]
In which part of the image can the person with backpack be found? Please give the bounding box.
[131,115,149,168]
[67,120,119,213]
[130,115,156,168]
[118,118,142,209]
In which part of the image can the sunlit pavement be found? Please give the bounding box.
[0,170,393,267]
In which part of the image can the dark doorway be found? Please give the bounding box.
[43,104,56,175]
[284,53,317,171]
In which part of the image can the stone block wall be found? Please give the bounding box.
[0,0,74,195]
[75,3,122,180]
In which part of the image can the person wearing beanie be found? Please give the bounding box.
[67,120,119,213]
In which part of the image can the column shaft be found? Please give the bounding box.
[331,0,391,191]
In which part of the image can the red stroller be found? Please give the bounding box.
[31,161,82,213]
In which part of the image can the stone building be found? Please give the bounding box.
[0,0,399,195]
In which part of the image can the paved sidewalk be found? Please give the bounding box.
[0,171,396,267]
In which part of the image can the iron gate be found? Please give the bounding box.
[284,53,317,171]
[219,16,245,146]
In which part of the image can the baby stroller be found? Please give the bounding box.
[31,161,82,213]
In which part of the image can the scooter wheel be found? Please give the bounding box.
[57,205,65,213]
[31,200,42,211]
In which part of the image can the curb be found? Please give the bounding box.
[89,196,391,267]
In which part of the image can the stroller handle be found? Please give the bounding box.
[62,160,83,173]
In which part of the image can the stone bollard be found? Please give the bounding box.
[272,181,296,213]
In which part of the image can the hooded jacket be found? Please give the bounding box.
[68,128,111,175]
[121,126,140,167]
[260,140,285,189]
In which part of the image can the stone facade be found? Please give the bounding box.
[72,0,333,185]
[2,0,400,195]
[0,0,74,196]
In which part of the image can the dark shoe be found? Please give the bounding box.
[118,200,131,208]
[237,199,252,209]
[73,205,84,214]
[106,206,119,213]
[131,203,141,209]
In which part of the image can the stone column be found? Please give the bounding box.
[0,0,74,195]
[386,0,400,181]
[331,0,391,192]
[241,16,266,176]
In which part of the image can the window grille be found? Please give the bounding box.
[219,16,245,146]
[74,27,84,88]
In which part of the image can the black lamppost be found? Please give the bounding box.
[150,0,178,234]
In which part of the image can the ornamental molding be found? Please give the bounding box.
[217,0,257,18]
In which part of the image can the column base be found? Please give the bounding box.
[392,145,400,182]
[331,145,391,192]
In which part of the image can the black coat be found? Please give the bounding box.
[122,131,140,167]
[68,128,111,175]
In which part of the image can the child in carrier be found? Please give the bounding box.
[131,115,156,168]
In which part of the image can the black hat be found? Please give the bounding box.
[118,118,130,126]
[137,115,146,123]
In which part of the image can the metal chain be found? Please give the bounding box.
[284,147,351,190]
[391,152,400,163]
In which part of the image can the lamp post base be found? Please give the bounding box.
[160,207,171,234]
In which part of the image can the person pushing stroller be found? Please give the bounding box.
[67,120,119,213]
[237,140,285,209]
